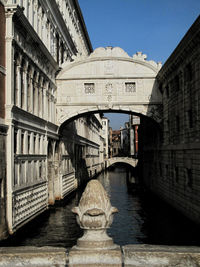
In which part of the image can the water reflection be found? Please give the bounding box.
[0,165,200,247]
[98,167,146,245]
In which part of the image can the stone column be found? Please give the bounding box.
[43,82,47,120]
[38,77,43,118]
[33,72,39,116]
[16,62,21,107]
[23,61,28,111]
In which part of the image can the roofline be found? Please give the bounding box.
[157,15,200,79]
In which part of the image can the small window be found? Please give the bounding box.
[175,166,179,183]
[14,131,17,154]
[187,110,193,128]
[186,168,193,188]
[166,84,169,98]
[28,135,30,154]
[176,116,180,132]
[84,83,95,94]
[165,164,169,178]
[185,63,193,81]
[125,82,136,93]
[174,75,180,91]
[159,162,162,177]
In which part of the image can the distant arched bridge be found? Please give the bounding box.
[106,157,138,168]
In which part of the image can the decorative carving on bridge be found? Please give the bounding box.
[84,83,95,94]
[72,180,118,249]
[147,104,163,123]
[57,108,69,123]
[105,83,113,94]
[125,82,136,93]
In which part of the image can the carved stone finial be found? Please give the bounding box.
[72,180,118,250]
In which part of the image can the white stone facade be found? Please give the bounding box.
[3,0,93,236]
[102,117,109,159]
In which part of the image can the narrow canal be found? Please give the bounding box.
[1,165,200,248]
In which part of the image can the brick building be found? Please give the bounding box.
[141,15,200,224]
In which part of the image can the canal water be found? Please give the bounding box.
[1,165,200,248]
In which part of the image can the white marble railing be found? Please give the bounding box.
[62,172,76,198]
[13,181,48,228]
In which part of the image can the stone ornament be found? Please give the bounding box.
[72,180,118,249]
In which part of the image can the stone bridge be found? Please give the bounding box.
[56,47,162,127]
[106,157,138,168]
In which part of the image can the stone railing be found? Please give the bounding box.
[1,180,200,267]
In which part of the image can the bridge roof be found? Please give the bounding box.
[57,47,162,80]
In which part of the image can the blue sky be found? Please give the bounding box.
[78,0,200,129]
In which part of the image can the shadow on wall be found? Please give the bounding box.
[138,80,163,188]
[61,120,91,187]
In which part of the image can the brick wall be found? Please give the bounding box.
[141,16,200,224]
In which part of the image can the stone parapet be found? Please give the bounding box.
[123,245,200,267]
[1,245,200,267]
[0,246,68,267]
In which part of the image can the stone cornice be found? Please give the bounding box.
[73,0,93,53]
[41,0,77,56]
[10,105,59,134]
[0,0,7,6]
[157,15,200,81]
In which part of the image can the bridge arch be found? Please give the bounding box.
[56,47,162,126]
[106,157,138,169]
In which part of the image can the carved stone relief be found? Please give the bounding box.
[104,60,114,74]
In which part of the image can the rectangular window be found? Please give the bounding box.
[125,82,136,93]
[14,131,17,154]
[188,110,193,128]
[185,63,193,81]
[28,135,30,154]
[186,168,193,188]
[56,34,60,63]
[159,162,162,177]
[176,115,180,132]
[166,84,169,98]
[84,83,95,94]
[174,75,180,91]
[175,166,179,183]
[21,133,24,154]
[164,164,169,180]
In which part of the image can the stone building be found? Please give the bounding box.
[1,0,103,239]
[120,115,140,157]
[0,0,7,240]
[129,115,140,158]
[141,15,200,224]
[61,113,104,188]
[111,130,121,157]
[101,117,109,159]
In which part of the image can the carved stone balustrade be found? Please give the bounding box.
[71,179,118,250]
[70,179,122,266]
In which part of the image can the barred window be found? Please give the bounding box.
[185,63,193,81]
[84,83,95,94]
[125,82,136,93]
[166,84,169,98]
[174,75,180,91]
